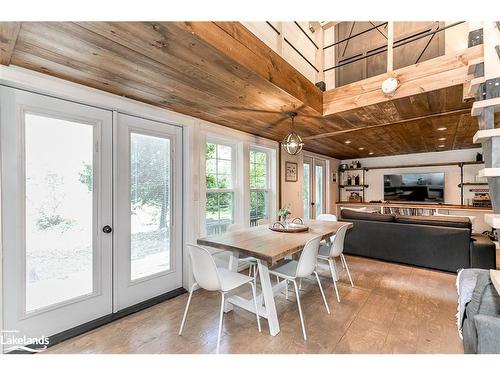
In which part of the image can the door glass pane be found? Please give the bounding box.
[250,191,268,226]
[303,163,310,220]
[130,133,171,281]
[315,165,324,217]
[25,113,94,312]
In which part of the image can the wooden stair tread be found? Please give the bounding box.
[471,97,500,116]
[473,128,500,143]
[478,168,500,177]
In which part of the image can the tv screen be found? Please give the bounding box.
[383,172,445,203]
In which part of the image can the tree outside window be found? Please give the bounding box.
[249,149,269,226]
[205,142,234,235]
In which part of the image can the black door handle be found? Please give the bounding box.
[102,225,112,234]
[311,202,315,206]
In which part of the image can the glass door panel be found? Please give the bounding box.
[25,114,95,312]
[114,113,183,311]
[303,158,312,220]
[315,161,326,217]
[130,133,171,281]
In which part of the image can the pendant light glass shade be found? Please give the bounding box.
[282,112,304,155]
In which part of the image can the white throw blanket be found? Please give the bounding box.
[456,269,479,338]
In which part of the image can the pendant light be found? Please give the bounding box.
[282,111,304,155]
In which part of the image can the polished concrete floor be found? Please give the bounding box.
[45,255,466,354]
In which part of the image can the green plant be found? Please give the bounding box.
[278,205,291,219]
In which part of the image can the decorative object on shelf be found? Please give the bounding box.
[356,161,362,168]
[339,163,348,171]
[278,205,291,223]
[476,152,483,162]
[285,162,298,182]
[354,174,360,185]
[282,112,304,155]
[347,175,352,186]
[348,192,362,203]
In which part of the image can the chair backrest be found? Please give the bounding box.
[187,244,221,291]
[257,218,270,226]
[328,223,351,258]
[317,213,337,221]
[227,223,245,232]
[317,213,338,242]
[295,235,322,278]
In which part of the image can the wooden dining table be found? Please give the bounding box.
[197,219,353,336]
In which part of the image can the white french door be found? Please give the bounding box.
[1,87,113,342]
[114,113,182,311]
[1,88,183,348]
[303,156,327,220]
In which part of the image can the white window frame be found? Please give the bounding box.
[202,137,239,235]
[249,146,272,226]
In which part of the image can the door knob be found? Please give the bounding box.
[102,225,112,234]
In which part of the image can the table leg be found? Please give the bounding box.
[224,250,240,313]
[258,260,280,336]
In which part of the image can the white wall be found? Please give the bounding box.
[341,148,491,232]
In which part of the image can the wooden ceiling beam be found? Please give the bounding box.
[173,22,323,114]
[323,44,483,116]
[0,22,21,65]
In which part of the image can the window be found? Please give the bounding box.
[249,148,269,226]
[205,142,234,235]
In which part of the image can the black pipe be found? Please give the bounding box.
[323,22,388,50]
[294,21,319,49]
[324,21,465,72]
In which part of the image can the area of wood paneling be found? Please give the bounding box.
[0,21,489,160]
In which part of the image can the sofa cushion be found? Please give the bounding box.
[340,209,395,222]
[395,215,471,229]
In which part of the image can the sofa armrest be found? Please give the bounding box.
[474,314,500,353]
[470,234,496,270]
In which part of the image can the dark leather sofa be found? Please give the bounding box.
[339,209,496,272]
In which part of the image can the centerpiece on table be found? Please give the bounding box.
[270,205,308,233]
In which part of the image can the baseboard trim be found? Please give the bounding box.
[7,287,186,354]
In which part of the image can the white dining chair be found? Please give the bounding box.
[316,213,337,221]
[317,222,354,303]
[268,235,330,340]
[179,244,261,354]
[227,223,259,280]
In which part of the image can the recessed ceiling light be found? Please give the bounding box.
[438,137,446,141]
[358,147,364,150]
[438,144,445,148]
[369,152,374,155]
[437,127,447,131]
[344,140,351,144]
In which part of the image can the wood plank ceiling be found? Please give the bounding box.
[0,21,496,159]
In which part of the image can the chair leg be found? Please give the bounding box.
[292,279,307,341]
[178,282,197,335]
[216,292,225,354]
[341,254,354,287]
[248,263,252,277]
[314,271,330,314]
[328,259,341,303]
[285,279,289,300]
[253,264,259,282]
[249,281,262,332]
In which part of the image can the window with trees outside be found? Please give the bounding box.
[249,148,269,226]
[205,142,234,235]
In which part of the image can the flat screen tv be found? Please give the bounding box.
[383,172,445,203]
